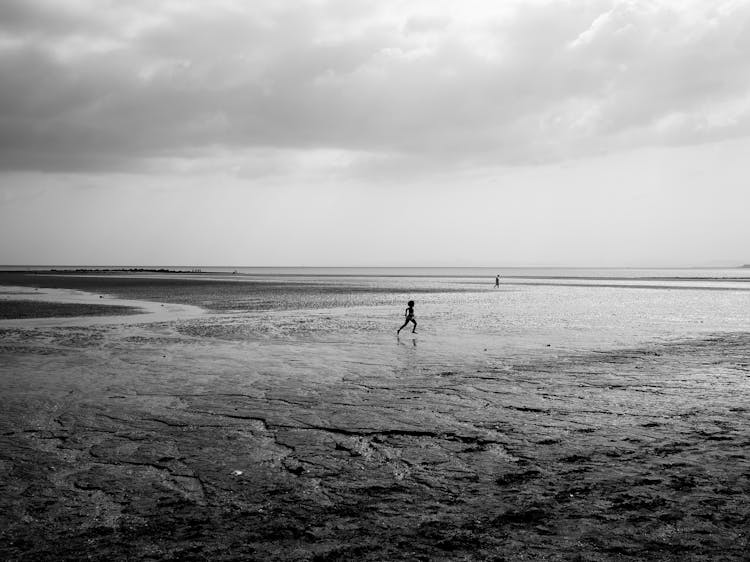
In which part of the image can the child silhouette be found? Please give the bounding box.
[397,300,417,334]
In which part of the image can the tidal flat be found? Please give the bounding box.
[0,271,748,560]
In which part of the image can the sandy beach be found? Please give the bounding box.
[1,272,749,560]
[5,0,750,558]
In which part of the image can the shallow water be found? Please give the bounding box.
[3,270,749,373]
[160,273,750,386]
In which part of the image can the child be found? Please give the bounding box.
[397,300,417,334]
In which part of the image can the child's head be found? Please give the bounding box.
[408,300,415,307]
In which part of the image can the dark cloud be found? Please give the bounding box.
[1,0,749,175]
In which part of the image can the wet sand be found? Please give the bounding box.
[0,283,749,560]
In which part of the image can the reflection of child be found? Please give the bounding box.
[397,300,417,334]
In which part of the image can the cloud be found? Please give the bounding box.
[1,0,749,176]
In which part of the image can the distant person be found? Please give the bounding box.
[397,300,417,334]
[495,274,500,288]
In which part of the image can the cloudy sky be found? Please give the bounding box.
[1,0,749,267]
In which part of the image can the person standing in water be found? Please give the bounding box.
[397,300,417,334]
[495,274,500,288]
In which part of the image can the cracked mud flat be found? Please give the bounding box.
[0,290,749,559]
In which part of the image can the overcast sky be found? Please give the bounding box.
[1,0,749,267]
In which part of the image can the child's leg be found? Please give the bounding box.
[410,319,417,333]
[397,319,409,333]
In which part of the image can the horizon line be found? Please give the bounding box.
[1,264,748,270]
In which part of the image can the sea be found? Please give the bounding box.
[2,266,749,367]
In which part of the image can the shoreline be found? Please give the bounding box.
[1,301,749,559]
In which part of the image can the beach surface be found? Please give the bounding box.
[1,272,749,560]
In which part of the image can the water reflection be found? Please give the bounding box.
[396,334,418,348]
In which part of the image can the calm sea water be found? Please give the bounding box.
[2,266,748,374]
[4,265,750,279]
[141,267,750,369]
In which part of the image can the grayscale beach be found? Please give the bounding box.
[3,1,750,560]
[1,269,749,561]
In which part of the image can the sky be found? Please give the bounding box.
[1,0,749,267]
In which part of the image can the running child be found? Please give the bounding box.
[397,300,417,334]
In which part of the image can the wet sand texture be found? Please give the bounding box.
[1,315,748,561]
